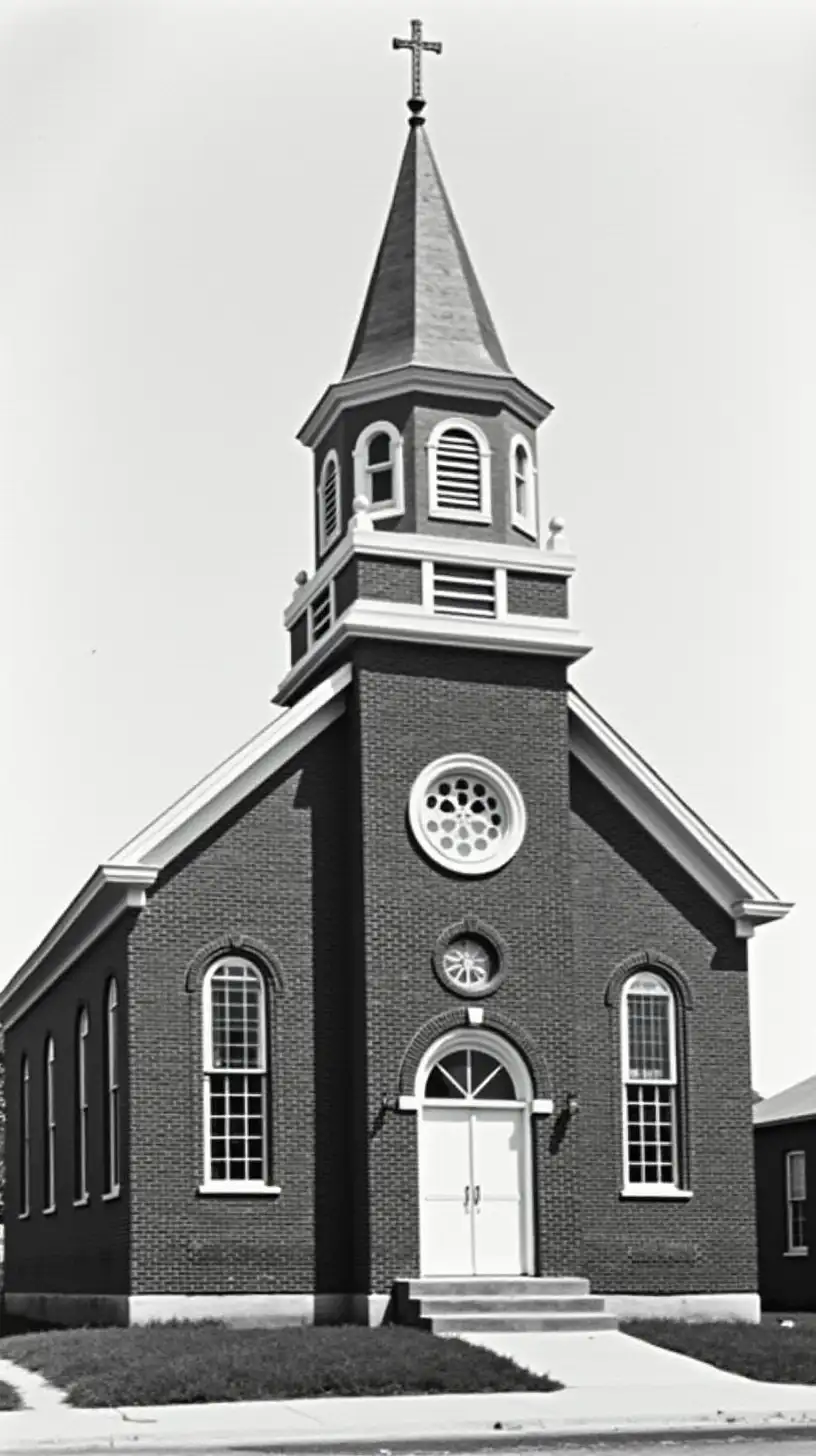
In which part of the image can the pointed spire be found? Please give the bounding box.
[343,125,513,382]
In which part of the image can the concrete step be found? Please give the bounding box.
[429,1312,619,1333]
[414,1295,607,1317]
[399,1277,591,1299]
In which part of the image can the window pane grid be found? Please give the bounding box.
[105,981,120,1194]
[207,1073,267,1183]
[625,1084,677,1185]
[20,1058,30,1217]
[627,992,672,1080]
[787,1152,808,1250]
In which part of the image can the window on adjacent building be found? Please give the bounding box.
[44,1036,56,1212]
[428,420,491,523]
[104,978,121,1196]
[622,971,681,1191]
[202,958,269,1189]
[317,450,342,555]
[20,1055,30,1218]
[786,1150,808,1253]
[353,421,404,519]
[75,1007,89,1204]
[509,436,537,538]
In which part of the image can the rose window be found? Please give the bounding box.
[408,755,526,876]
[441,937,497,992]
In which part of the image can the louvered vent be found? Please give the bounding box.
[320,459,340,549]
[309,585,334,642]
[432,564,497,619]
[433,428,483,514]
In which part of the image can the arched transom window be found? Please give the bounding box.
[203,958,269,1189]
[353,421,404,519]
[509,436,537,538]
[419,1034,531,1105]
[428,420,492,523]
[622,971,681,1191]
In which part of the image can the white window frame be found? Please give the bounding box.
[75,1007,90,1205]
[353,421,404,522]
[785,1150,808,1255]
[317,449,342,556]
[620,971,688,1198]
[427,418,492,524]
[201,957,271,1194]
[44,1036,56,1213]
[509,434,538,541]
[20,1055,30,1218]
[103,978,121,1199]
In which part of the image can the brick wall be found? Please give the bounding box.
[507,572,568,619]
[2,921,131,1296]
[347,640,583,1291]
[126,718,352,1297]
[755,1120,816,1309]
[570,758,757,1294]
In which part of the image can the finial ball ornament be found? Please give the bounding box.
[548,516,565,535]
[353,494,370,513]
[294,569,309,587]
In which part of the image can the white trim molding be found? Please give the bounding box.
[427,417,492,524]
[569,690,792,934]
[298,363,553,450]
[352,420,405,522]
[408,753,527,877]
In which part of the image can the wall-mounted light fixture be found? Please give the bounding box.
[566,1092,580,1116]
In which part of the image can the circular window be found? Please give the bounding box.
[441,936,496,994]
[408,755,526,876]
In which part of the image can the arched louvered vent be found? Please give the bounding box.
[433,427,485,517]
[318,453,341,554]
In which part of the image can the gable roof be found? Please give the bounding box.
[0,669,791,1027]
[754,1075,816,1128]
[343,124,512,382]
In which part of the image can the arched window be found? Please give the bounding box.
[509,436,537,538]
[19,1055,30,1218]
[622,971,681,1191]
[203,958,269,1189]
[352,421,404,519]
[317,450,342,556]
[428,419,491,523]
[44,1036,56,1212]
[104,978,120,1197]
[75,1007,89,1204]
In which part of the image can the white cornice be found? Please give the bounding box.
[568,690,792,932]
[111,663,353,871]
[276,600,591,706]
[285,525,575,629]
[298,364,553,449]
[0,667,354,1025]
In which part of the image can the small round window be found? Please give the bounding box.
[408,755,526,876]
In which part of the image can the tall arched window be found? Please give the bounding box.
[509,435,537,538]
[428,419,492,523]
[352,421,404,520]
[317,450,342,556]
[75,1007,89,1204]
[20,1055,30,1218]
[44,1036,56,1212]
[622,971,681,1191]
[202,958,269,1190]
[104,978,120,1196]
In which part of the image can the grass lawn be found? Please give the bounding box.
[623,1317,816,1384]
[0,1380,22,1410]
[0,1322,560,1408]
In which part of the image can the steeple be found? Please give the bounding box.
[343,123,512,382]
[277,22,589,708]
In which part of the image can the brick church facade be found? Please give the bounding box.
[0,48,791,1328]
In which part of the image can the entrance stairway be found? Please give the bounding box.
[392,1277,618,1333]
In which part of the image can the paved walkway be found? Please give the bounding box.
[3,1329,816,1451]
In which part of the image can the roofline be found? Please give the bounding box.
[298,364,553,449]
[568,689,792,932]
[754,1109,816,1129]
[0,665,353,1026]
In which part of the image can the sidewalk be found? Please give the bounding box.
[5,1331,816,1452]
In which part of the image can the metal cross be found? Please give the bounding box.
[392,19,442,107]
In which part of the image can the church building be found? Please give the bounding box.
[0,24,792,1331]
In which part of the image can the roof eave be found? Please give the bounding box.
[298,365,553,449]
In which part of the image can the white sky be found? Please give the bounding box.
[0,0,813,1098]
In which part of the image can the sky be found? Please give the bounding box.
[0,0,813,1098]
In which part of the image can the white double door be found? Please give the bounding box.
[419,1105,529,1276]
